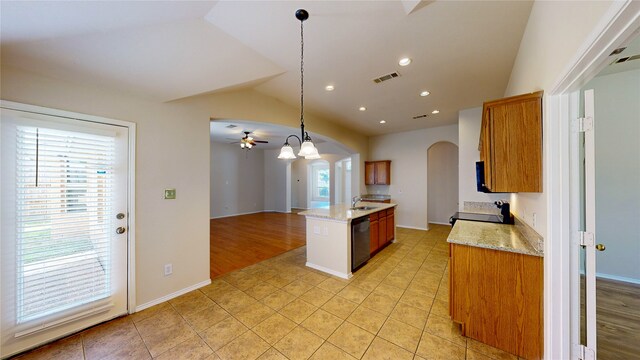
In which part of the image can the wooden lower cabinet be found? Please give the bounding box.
[369,213,379,254]
[378,215,387,248]
[369,208,395,255]
[386,209,394,242]
[449,243,543,359]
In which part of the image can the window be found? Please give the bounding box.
[311,162,329,201]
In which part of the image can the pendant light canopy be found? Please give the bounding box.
[278,9,321,161]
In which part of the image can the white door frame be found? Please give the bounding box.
[0,100,137,314]
[543,2,640,359]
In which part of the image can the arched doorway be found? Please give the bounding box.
[427,141,459,225]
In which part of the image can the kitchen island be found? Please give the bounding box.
[299,202,397,279]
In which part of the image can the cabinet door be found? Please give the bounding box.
[480,107,493,190]
[386,214,394,242]
[491,99,542,192]
[378,215,387,248]
[375,161,390,184]
[369,219,379,255]
[365,162,376,185]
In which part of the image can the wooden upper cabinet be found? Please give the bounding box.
[365,160,391,185]
[479,91,543,192]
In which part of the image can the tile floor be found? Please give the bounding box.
[14,225,522,360]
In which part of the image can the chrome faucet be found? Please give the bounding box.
[352,196,362,208]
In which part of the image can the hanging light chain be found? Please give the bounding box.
[300,18,305,133]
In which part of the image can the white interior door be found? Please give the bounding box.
[1,107,129,358]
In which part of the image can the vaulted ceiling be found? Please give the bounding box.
[1,1,533,136]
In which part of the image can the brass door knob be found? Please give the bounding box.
[595,243,606,251]
[116,227,126,235]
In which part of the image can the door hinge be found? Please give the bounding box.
[579,231,595,247]
[574,344,595,360]
[574,117,593,132]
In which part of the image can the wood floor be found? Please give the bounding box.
[209,211,306,279]
[581,277,640,359]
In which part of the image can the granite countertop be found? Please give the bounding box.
[447,220,543,257]
[299,202,396,222]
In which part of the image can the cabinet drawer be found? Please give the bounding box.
[369,212,379,221]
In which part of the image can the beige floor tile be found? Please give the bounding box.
[361,292,398,316]
[337,284,371,304]
[346,306,387,334]
[265,275,296,288]
[235,302,276,328]
[226,274,263,291]
[467,338,518,360]
[377,318,422,353]
[327,322,375,358]
[424,314,466,346]
[300,271,328,286]
[299,286,334,307]
[215,289,260,314]
[351,278,381,292]
[398,290,434,312]
[389,302,429,329]
[169,290,215,316]
[279,298,318,324]
[200,316,248,350]
[309,342,357,360]
[155,335,213,360]
[283,280,314,296]
[138,319,197,357]
[257,348,288,360]
[134,306,183,334]
[201,279,238,301]
[261,289,297,310]
[467,349,496,360]
[217,330,270,360]
[362,337,414,360]
[129,302,172,324]
[253,313,297,345]
[182,303,231,333]
[407,280,438,297]
[82,318,149,360]
[415,332,466,360]
[321,295,358,319]
[373,283,405,301]
[301,309,344,339]
[17,334,85,360]
[274,326,324,360]
[317,277,348,294]
[429,299,449,318]
[245,282,280,300]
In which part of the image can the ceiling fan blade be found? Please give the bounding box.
[253,140,269,143]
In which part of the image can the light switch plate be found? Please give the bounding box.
[164,189,176,199]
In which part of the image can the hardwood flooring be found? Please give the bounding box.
[210,211,306,279]
[581,277,640,359]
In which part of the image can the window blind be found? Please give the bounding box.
[15,126,115,324]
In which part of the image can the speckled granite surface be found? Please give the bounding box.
[361,194,391,200]
[299,202,396,221]
[463,201,501,215]
[447,220,543,257]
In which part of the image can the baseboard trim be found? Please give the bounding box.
[428,221,451,226]
[211,211,264,219]
[134,279,211,312]
[305,262,352,280]
[596,272,640,285]
[397,225,430,231]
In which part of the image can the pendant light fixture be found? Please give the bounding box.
[278,9,321,160]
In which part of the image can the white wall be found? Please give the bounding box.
[504,0,616,237]
[263,148,290,212]
[427,142,459,224]
[210,142,264,218]
[368,124,458,230]
[586,69,640,283]
[458,107,506,208]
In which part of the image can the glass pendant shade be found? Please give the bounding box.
[240,143,245,149]
[298,140,317,157]
[278,144,297,159]
[303,145,321,159]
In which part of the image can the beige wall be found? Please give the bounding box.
[427,141,459,224]
[0,64,369,306]
[504,0,615,237]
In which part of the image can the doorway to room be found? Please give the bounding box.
[334,157,352,205]
[308,160,330,209]
[427,141,459,225]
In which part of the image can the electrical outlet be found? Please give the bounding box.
[164,263,173,276]
[164,189,176,200]
[532,213,537,228]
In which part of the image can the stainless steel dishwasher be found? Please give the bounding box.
[351,216,371,271]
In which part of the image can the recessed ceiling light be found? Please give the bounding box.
[325,85,335,91]
[420,91,430,97]
[379,120,386,124]
[359,106,366,111]
[398,57,412,66]
[432,110,440,114]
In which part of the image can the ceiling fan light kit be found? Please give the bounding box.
[278,8,321,161]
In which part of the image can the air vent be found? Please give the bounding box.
[412,114,428,120]
[610,47,627,56]
[612,54,640,64]
[373,72,400,84]
[225,124,237,129]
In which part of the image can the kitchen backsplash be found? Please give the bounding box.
[463,201,501,215]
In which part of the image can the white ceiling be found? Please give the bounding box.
[1,1,534,136]
[210,120,326,150]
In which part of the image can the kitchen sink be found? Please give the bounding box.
[350,206,377,211]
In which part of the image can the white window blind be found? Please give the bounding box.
[15,126,115,324]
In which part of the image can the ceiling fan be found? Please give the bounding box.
[233,131,268,149]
